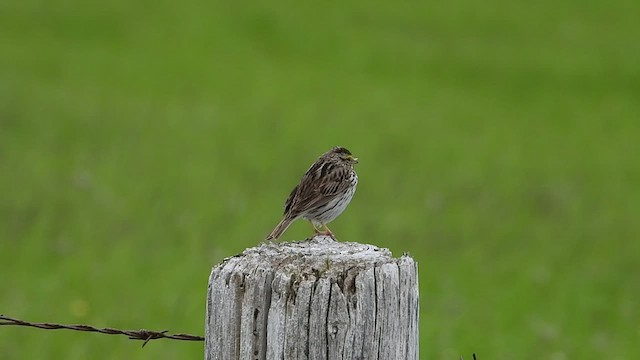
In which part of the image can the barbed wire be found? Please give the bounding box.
[2,314,472,356]
[0,314,203,347]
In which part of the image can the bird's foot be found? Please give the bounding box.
[316,230,336,240]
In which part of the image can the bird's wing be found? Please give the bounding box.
[291,166,353,214]
[283,184,299,215]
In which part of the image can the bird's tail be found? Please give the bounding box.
[266,216,295,241]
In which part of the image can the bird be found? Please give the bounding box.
[266,146,359,241]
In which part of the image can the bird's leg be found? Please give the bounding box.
[320,223,336,239]
[309,220,322,234]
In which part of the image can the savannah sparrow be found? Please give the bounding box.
[266,146,359,241]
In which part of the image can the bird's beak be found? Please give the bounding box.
[351,156,359,164]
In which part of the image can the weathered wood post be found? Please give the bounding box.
[205,236,419,360]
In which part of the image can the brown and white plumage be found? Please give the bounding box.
[266,146,359,241]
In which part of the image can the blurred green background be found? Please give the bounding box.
[1,0,638,359]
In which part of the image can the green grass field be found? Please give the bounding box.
[1,0,639,359]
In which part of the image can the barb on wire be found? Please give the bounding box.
[0,314,203,347]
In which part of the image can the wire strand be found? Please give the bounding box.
[0,314,203,347]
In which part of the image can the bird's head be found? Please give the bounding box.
[330,146,359,165]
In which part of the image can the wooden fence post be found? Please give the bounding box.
[205,235,419,360]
